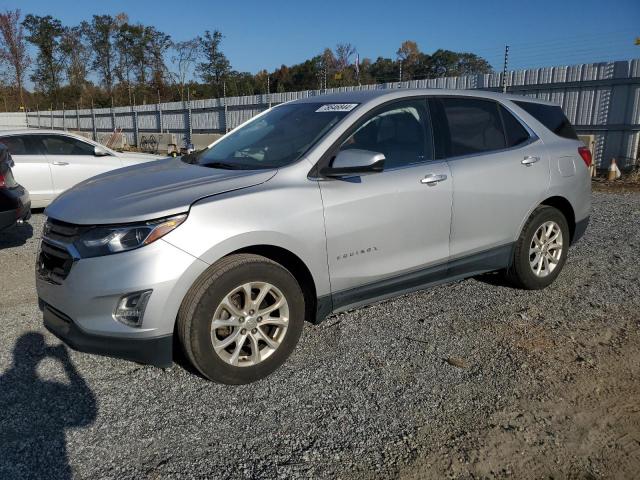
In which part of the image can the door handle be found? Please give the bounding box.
[521,156,540,166]
[52,161,69,166]
[421,173,447,185]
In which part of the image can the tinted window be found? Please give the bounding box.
[41,135,95,155]
[193,103,353,170]
[339,100,432,169]
[0,136,38,155]
[513,101,578,140]
[438,98,506,157]
[499,105,530,147]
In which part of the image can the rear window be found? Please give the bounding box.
[513,101,577,140]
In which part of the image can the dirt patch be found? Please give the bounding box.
[592,176,640,193]
[401,307,640,479]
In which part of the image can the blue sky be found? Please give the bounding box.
[9,0,640,73]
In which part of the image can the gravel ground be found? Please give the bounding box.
[1,192,639,479]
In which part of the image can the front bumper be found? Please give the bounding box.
[36,236,209,367]
[41,301,173,367]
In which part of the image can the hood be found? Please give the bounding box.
[117,151,166,164]
[45,157,277,224]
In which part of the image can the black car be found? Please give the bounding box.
[0,144,30,231]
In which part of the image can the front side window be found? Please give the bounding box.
[190,103,355,170]
[434,98,506,157]
[338,100,432,169]
[40,135,95,155]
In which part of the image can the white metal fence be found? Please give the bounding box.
[2,59,639,168]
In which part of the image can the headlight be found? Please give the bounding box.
[74,214,187,258]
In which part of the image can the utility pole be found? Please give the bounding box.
[502,45,509,93]
[399,61,403,83]
[223,81,228,134]
[266,74,271,109]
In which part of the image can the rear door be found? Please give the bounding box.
[39,134,123,195]
[429,97,550,260]
[0,134,54,206]
[319,98,452,306]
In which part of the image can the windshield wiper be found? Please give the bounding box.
[202,161,250,170]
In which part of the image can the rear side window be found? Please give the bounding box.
[431,97,506,157]
[499,105,531,147]
[513,101,578,140]
[0,136,37,155]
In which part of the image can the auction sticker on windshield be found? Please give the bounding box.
[316,103,358,112]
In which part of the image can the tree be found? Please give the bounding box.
[397,40,420,80]
[145,26,172,98]
[22,14,65,104]
[196,30,230,96]
[429,49,492,77]
[0,9,29,109]
[172,37,201,101]
[60,26,90,88]
[396,40,420,65]
[83,15,118,96]
[114,19,143,104]
[335,42,356,71]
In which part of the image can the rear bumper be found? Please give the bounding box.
[41,301,173,367]
[572,216,589,245]
[0,188,30,230]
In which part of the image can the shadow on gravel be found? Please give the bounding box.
[0,333,97,480]
[474,270,513,288]
[0,222,34,249]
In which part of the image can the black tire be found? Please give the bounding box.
[506,206,570,290]
[177,254,304,384]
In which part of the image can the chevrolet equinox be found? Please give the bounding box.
[37,90,591,384]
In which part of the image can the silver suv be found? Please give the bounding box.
[37,90,591,384]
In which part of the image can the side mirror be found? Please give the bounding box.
[94,145,110,157]
[319,149,385,178]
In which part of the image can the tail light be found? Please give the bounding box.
[578,146,592,167]
[0,173,6,188]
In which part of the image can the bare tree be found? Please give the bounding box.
[0,9,30,109]
[171,37,200,101]
[334,42,356,71]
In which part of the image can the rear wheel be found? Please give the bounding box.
[506,206,570,290]
[177,254,304,384]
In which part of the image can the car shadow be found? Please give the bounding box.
[473,270,513,288]
[0,332,97,479]
[0,222,34,249]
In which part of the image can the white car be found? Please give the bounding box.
[0,130,163,208]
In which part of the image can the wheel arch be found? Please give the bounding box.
[226,244,321,324]
[539,195,576,242]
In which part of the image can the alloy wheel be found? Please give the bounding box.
[210,282,289,367]
[529,221,563,278]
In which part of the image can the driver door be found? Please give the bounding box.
[318,99,452,308]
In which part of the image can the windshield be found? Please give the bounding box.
[186,102,357,170]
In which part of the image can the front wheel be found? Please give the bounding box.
[177,254,305,384]
[506,206,570,290]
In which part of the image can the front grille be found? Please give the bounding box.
[44,218,90,242]
[37,218,92,284]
